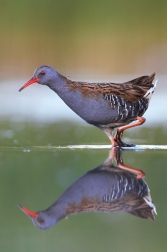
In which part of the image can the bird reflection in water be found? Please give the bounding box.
[19,148,156,229]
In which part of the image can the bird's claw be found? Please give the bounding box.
[113,132,135,148]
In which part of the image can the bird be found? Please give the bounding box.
[19,66,156,147]
[18,148,156,230]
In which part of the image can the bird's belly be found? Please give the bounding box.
[73,96,148,125]
[60,91,148,125]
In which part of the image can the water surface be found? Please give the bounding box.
[0,122,167,251]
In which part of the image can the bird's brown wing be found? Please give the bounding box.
[66,73,155,102]
[101,73,155,102]
[95,193,155,220]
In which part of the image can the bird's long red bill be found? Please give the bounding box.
[19,77,39,92]
[18,204,38,219]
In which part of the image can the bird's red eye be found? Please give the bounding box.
[40,71,45,76]
[38,218,44,224]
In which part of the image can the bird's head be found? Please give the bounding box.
[19,65,58,91]
[18,204,56,230]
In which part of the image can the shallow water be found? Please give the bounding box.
[0,119,167,252]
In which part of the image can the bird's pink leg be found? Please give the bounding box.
[102,128,120,147]
[114,117,146,147]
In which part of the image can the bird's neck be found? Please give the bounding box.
[47,73,69,94]
[47,74,92,119]
[43,202,66,225]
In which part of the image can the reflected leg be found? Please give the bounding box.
[112,147,145,179]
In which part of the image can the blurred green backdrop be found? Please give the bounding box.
[1,0,167,79]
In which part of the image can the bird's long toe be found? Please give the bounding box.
[113,132,136,148]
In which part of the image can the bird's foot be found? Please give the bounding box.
[113,132,135,148]
[119,142,136,148]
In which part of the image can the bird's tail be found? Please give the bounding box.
[144,78,157,102]
[128,195,157,220]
